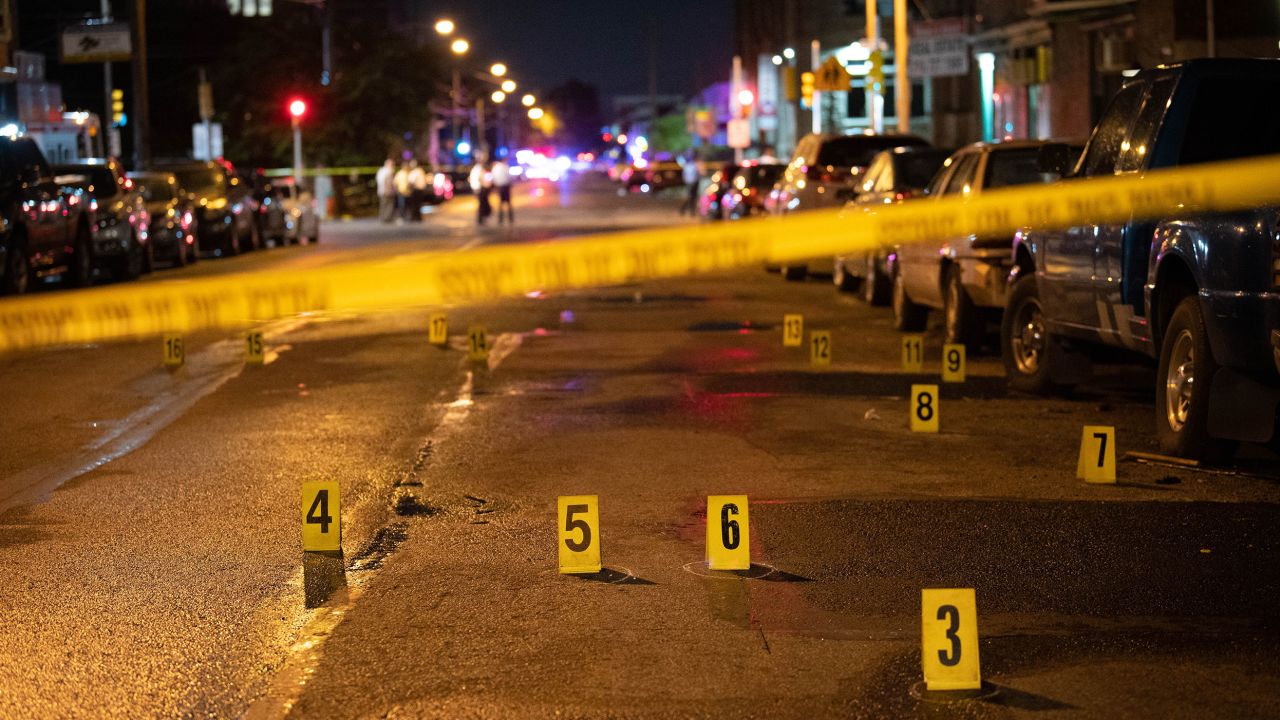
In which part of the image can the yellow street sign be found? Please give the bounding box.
[301,481,341,552]
[813,56,853,92]
[706,495,750,570]
[557,495,602,574]
[1077,426,1117,483]
[921,588,982,691]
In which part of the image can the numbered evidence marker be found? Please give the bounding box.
[941,343,966,383]
[810,330,832,368]
[783,314,804,347]
[706,495,750,570]
[1076,425,1117,484]
[902,334,925,372]
[301,481,342,552]
[467,325,489,362]
[162,334,185,368]
[428,313,448,346]
[921,588,982,691]
[910,384,940,433]
[245,330,265,364]
[557,495,602,574]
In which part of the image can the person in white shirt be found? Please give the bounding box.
[393,162,412,224]
[492,158,513,224]
[375,159,396,223]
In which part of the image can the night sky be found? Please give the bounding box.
[406,0,735,101]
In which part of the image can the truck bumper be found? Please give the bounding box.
[1202,290,1280,443]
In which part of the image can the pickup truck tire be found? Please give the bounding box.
[863,254,891,306]
[1001,274,1062,394]
[1156,297,1237,462]
[892,269,928,332]
[3,240,30,295]
[944,265,982,350]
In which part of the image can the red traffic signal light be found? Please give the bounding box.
[288,98,307,118]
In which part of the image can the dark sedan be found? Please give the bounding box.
[159,161,259,257]
[54,158,152,280]
[129,171,198,267]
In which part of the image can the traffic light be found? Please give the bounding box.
[800,72,814,109]
[288,98,307,119]
[111,89,125,126]
[868,50,886,92]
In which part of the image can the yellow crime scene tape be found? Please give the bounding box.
[2,153,1279,353]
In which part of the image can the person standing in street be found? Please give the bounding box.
[376,158,396,223]
[492,157,513,225]
[469,160,493,226]
[679,151,700,216]
[393,161,412,224]
[408,160,428,222]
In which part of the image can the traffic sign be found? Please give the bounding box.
[813,56,852,92]
[727,119,751,149]
[61,23,132,64]
[558,495,602,574]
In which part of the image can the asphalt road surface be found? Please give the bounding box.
[1,175,1277,719]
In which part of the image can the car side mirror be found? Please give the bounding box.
[1037,143,1073,178]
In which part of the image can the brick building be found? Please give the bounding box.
[735,0,1280,154]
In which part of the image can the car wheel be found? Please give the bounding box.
[943,265,982,350]
[892,268,928,332]
[67,223,93,288]
[833,258,858,292]
[3,240,30,295]
[783,264,807,281]
[862,253,891,306]
[142,236,155,274]
[1001,273,1065,394]
[1155,296,1237,462]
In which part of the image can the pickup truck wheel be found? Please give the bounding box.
[3,241,30,295]
[943,265,982,350]
[1156,296,1237,462]
[892,269,928,332]
[863,254,891,306]
[1001,274,1060,394]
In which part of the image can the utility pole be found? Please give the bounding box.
[810,40,821,134]
[475,98,486,160]
[451,67,461,165]
[865,0,881,134]
[1205,0,1216,58]
[894,0,910,133]
[130,0,150,168]
[731,54,743,162]
[100,0,112,138]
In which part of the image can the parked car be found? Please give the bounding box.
[834,146,952,303]
[260,176,320,245]
[55,158,152,280]
[891,140,1081,348]
[773,132,929,280]
[159,160,259,257]
[1001,58,1280,460]
[129,171,198,267]
[642,161,684,193]
[722,163,784,219]
[0,137,92,294]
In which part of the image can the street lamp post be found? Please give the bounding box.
[289,98,306,184]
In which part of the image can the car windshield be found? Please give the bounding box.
[894,151,951,190]
[816,136,928,169]
[134,176,175,202]
[734,165,784,188]
[171,167,223,194]
[984,148,1057,189]
[57,167,118,199]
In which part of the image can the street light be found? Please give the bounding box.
[492,90,506,103]
[521,93,535,107]
[434,19,454,35]
[490,63,507,77]
[501,79,516,93]
[288,98,307,184]
[451,38,469,55]
[528,107,544,120]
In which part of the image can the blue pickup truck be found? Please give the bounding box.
[1001,59,1280,461]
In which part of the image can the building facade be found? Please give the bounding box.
[736,0,1280,154]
